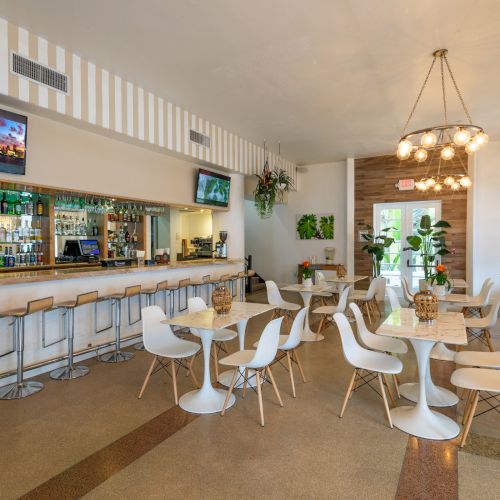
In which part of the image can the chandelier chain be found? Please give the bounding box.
[443,54,473,125]
[440,56,448,128]
[401,56,436,135]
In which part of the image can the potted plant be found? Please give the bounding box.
[302,260,313,287]
[360,224,395,277]
[403,215,451,289]
[429,264,452,296]
[254,161,294,218]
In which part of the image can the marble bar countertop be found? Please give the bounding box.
[0,259,243,286]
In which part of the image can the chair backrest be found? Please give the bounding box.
[484,300,500,328]
[349,302,376,348]
[280,307,308,349]
[142,305,178,353]
[125,285,141,297]
[316,270,327,286]
[336,286,351,313]
[333,312,370,367]
[386,287,401,312]
[187,297,208,336]
[266,280,285,306]
[374,277,387,300]
[76,290,99,307]
[247,317,284,368]
[401,277,414,304]
[27,296,54,315]
[365,277,381,300]
[156,280,169,291]
[478,279,494,304]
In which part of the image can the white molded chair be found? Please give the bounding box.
[401,277,414,308]
[451,367,500,447]
[455,349,500,369]
[464,300,500,352]
[312,271,335,306]
[333,312,403,428]
[138,306,201,404]
[386,287,401,312]
[312,286,351,337]
[266,280,301,326]
[188,297,238,379]
[349,277,386,322]
[220,317,284,426]
[255,307,308,398]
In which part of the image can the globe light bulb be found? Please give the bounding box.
[473,132,489,147]
[397,139,413,160]
[433,183,443,192]
[451,182,460,191]
[453,128,471,146]
[441,145,455,161]
[459,176,472,188]
[421,131,437,148]
[416,181,427,191]
[444,175,455,186]
[465,141,479,155]
[425,177,436,187]
[414,148,428,163]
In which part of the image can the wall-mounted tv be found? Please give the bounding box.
[0,109,27,175]
[195,169,231,207]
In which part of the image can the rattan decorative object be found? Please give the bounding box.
[414,290,438,322]
[212,285,232,315]
[337,264,347,279]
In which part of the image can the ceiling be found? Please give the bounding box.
[2,0,500,164]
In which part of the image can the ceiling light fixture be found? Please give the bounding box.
[396,49,487,191]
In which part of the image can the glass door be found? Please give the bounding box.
[374,201,442,291]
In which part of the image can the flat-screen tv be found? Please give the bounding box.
[195,169,231,207]
[0,109,27,175]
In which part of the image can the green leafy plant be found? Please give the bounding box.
[429,264,452,289]
[403,215,451,280]
[319,215,334,239]
[302,260,313,280]
[297,214,318,239]
[254,163,294,218]
[360,224,395,277]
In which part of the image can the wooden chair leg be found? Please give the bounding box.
[286,351,296,398]
[365,301,372,323]
[350,370,361,399]
[266,365,283,407]
[383,373,396,406]
[188,360,200,388]
[378,373,393,428]
[256,370,265,426]
[242,368,249,398]
[213,343,219,381]
[340,369,357,418]
[138,355,157,399]
[186,353,196,377]
[462,389,474,424]
[485,330,495,352]
[393,374,401,399]
[171,360,178,405]
[316,315,326,336]
[293,348,307,382]
[221,369,238,416]
[461,391,479,447]
[374,299,382,316]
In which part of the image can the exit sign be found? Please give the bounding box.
[397,179,415,191]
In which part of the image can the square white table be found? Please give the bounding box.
[163,302,275,414]
[376,308,467,440]
[324,275,368,290]
[281,284,333,341]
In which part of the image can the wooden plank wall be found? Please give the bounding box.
[354,151,468,281]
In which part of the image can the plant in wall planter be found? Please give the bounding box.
[403,215,451,289]
[254,149,294,219]
[359,224,395,278]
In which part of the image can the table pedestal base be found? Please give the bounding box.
[179,387,235,414]
[400,382,459,407]
[301,329,324,342]
[390,405,460,440]
[218,368,260,388]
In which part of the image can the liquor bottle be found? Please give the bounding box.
[36,197,44,216]
[125,225,130,243]
[6,224,12,243]
[0,246,4,267]
[81,218,86,236]
[0,222,5,242]
[34,220,42,241]
[1,192,7,214]
[23,221,30,243]
[7,195,14,215]
[14,195,22,215]
[92,219,98,237]
[13,225,20,243]
[25,195,34,216]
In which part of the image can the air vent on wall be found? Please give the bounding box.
[190,129,211,148]
[11,52,69,94]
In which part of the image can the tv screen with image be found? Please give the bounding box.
[0,109,27,175]
[195,169,231,207]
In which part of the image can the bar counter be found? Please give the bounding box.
[0,258,244,386]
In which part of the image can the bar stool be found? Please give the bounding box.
[191,275,212,304]
[50,291,98,380]
[135,280,170,350]
[0,296,54,399]
[99,285,141,363]
[236,271,247,301]
[177,278,191,312]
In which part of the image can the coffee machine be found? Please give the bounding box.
[215,231,228,258]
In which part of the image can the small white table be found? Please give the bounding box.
[450,279,469,290]
[281,283,332,341]
[324,275,368,292]
[376,308,467,440]
[163,302,275,414]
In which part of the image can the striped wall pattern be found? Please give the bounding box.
[0,17,297,183]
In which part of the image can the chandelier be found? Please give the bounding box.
[396,49,488,192]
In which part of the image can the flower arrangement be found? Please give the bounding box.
[302,261,313,280]
[429,264,452,290]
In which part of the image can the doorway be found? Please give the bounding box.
[373,201,442,290]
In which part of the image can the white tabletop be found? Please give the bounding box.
[281,284,332,293]
[162,302,275,330]
[324,275,368,284]
[437,293,472,303]
[451,279,469,289]
[376,308,467,345]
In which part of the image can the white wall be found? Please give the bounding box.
[245,161,347,283]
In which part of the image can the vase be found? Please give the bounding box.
[414,290,438,323]
[212,285,232,315]
[433,285,446,296]
[303,278,313,287]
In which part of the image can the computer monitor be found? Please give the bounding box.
[79,239,100,256]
